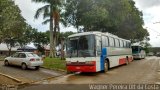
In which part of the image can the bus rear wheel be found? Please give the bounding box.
[104,61,109,72]
[126,58,129,65]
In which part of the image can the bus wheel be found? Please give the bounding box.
[104,61,109,72]
[126,58,129,65]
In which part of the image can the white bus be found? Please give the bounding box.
[66,31,133,73]
[132,45,146,59]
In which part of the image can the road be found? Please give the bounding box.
[35,56,160,84]
[0,61,64,83]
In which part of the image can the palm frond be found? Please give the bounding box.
[34,5,50,19]
[42,19,50,25]
[43,13,50,19]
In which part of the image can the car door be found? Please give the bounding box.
[10,53,19,65]
[16,53,26,66]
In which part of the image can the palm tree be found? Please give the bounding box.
[32,0,62,57]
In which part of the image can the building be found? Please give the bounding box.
[0,43,18,56]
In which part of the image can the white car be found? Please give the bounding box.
[4,52,43,70]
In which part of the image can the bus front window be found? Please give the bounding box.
[67,38,78,57]
[78,35,95,57]
[67,35,95,57]
[132,46,139,53]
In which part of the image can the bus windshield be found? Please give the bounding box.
[67,35,95,57]
[132,46,140,53]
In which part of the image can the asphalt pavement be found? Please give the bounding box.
[0,61,64,83]
[35,56,160,84]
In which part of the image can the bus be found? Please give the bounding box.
[66,31,133,73]
[131,45,146,59]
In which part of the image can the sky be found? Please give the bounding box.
[14,0,160,47]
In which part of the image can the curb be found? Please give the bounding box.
[0,73,22,83]
[31,74,67,84]
[40,66,67,73]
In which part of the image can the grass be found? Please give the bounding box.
[42,57,66,71]
[0,56,5,61]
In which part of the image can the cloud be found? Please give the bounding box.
[14,0,160,47]
[134,0,160,9]
[134,0,160,47]
[14,0,77,32]
[14,0,49,31]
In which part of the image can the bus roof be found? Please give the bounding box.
[68,31,130,42]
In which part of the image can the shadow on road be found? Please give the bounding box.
[2,65,38,71]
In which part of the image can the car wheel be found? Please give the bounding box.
[4,60,9,66]
[35,66,40,70]
[21,63,27,70]
[104,60,109,73]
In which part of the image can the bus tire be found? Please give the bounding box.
[126,57,129,65]
[104,60,109,72]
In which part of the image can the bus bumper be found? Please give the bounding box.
[66,62,96,72]
[67,66,96,72]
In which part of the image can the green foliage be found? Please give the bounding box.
[64,0,149,42]
[32,31,49,54]
[43,57,66,71]
[17,25,37,47]
[140,37,151,54]
[32,31,49,45]
[0,0,36,55]
[32,0,64,58]
[56,31,74,44]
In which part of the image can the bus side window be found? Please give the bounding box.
[129,42,131,48]
[96,36,102,56]
[126,42,131,48]
[109,37,115,47]
[123,41,127,48]
[120,40,123,48]
[115,39,120,47]
[105,36,109,47]
[102,36,106,48]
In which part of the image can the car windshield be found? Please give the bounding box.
[66,35,95,57]
[27,53,38,57]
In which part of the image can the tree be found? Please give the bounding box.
[56,31,74,44]
[0,0,36,55]
[17,24,37,48]
[32,0,63,57]
[0,0,28,55]
[32,31,49,55]
[140,36,151,54]
[56,31,74,59]
[64,0,149,42]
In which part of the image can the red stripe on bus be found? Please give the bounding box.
[66,61,96,72]
[119,58,126,65]
[119,57,133,65]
